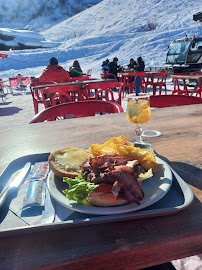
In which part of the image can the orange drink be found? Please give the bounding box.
[126,99,151,124]
[126,94,151,146]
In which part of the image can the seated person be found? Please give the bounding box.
[16,73,25,89]
[69,60,83,77]
[127,58,137,83]
[108,57,122,80]
[39,57,70,83]
[136,56,145,71]
[128,58,137,70]
[102,58,110,73]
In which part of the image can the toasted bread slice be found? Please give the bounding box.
[48,147,93,178]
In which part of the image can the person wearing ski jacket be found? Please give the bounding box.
[108,57,122,80]
[69,60,83,77]
[135,56,145,95]
[128,58,137,70]
[136,56,145,72]
[102,58,110,73]
[39,57,71,83]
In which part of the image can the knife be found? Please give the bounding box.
[41,187,55,224]
[0,162,31,212]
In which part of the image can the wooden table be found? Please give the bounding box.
[0,105,202,269]
[171,74,202,96]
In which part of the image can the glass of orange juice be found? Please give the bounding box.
[126,93,151,145]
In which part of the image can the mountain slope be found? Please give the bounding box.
[0,0,201,79]
[0,0,102,31]
[42,0,201,69]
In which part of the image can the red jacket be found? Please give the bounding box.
[39,65,71,83]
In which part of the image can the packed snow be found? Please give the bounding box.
[0,2,202,268]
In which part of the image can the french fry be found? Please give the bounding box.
[100,146,117,155]
[116,144,130,156]
[90,144,103,155]
[90,136,157,172]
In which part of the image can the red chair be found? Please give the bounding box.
[100,73,117,80]
[86,69,92,77]
[152,72,168,95]
[9,78,19,89]
[172,76,188,95]
[119,74,131,96]
[144,73,154,93]
[172,74,202,97]
[85,81,123,104]
[94,89,115,102]
[150,95,202,108]
[21,77,30,86]
[30,81,57,114]
[30,100,124,123]
[119,72,146,97]
[196,82,202,98]
[39,86,72,108]
[129,72,146,94]
[39,85,85,108]
[144,72,168,95]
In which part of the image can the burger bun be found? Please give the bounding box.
[87,184,128,207]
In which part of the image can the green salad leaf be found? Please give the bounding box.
[63,174,98,205]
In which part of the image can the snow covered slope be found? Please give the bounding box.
[42,0,201,69]
[0,0,102,31]
[0,0,201,79]
[0,28,60,50]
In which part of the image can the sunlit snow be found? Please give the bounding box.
[0,0,201,80]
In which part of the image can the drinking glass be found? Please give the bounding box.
[126,94,151,146]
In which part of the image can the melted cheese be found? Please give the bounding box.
[54,148,92,173]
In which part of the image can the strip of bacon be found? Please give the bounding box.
[81,155,144,204]
[81,155,129,173]
[110,165,144,204]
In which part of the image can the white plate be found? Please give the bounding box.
[47,157,172,215]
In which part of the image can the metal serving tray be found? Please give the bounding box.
[0,152,194,236]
